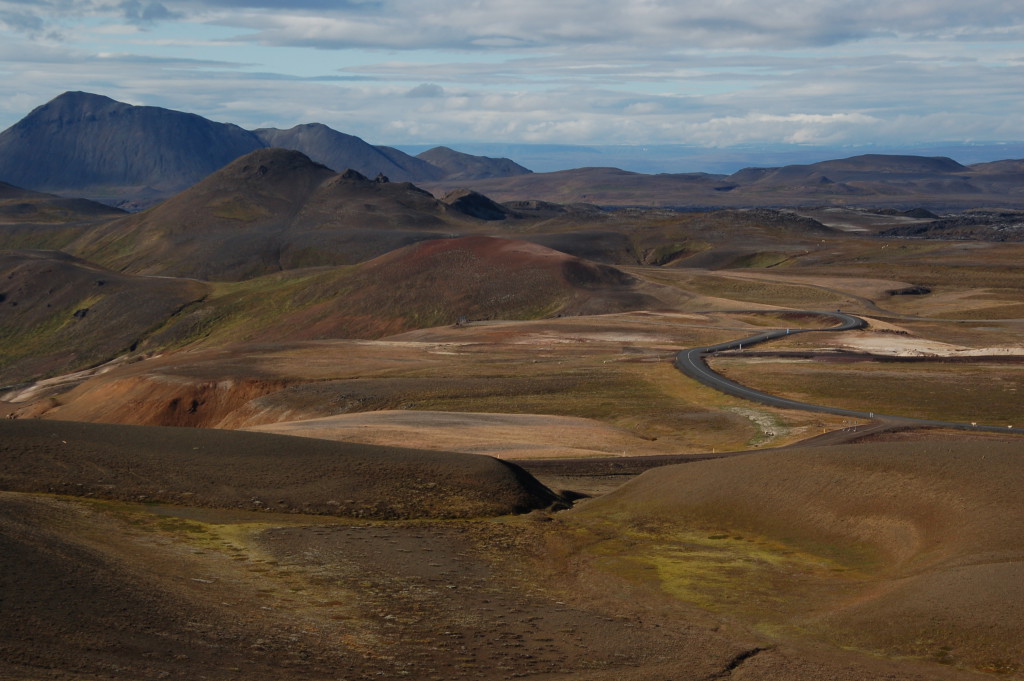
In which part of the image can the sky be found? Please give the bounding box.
[1,0,1023,166]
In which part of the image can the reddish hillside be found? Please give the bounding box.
[114,235,663,352]
[257,235,659,340]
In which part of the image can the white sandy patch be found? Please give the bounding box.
[728,407,785,445]
[0,356,133,403]
[245,410,662,459]
[342,339,471,351]
[839,333,1024,357]
[821,222,870,232]
[511,332,673,345]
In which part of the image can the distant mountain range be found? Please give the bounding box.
[0,92,531,208]
[1,91,1023,212]
[420,153,1024,210]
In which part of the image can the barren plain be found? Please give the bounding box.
[1,149,1023,680]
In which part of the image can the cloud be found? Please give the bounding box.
[0,9,44,34]
[0,0,1022,151]
[6,0,1024,49]
[174,0,1024,51]
[119,0,180,24]
[405,83,444,98]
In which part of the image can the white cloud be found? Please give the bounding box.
[0,0,1022,151]
[171,0,1024,51]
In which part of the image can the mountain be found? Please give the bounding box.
[253,123,444,182]
[423,154,1024,210]
[66,148,498,280]
[416,146,532,181]
[0,93,537,207]
[7,93,1022,212]
[419,166,733,206]
[0,92,264,203]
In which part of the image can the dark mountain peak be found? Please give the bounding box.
[0,91,263,199]
[253,125,442,182]
[253,122,363,152]
[29,91,125,119]
[441,188,509,220]
[338,168,372,182]
[417,146,532,181]
[109,147,334,224]
[217,147,333,181]
[313,169,438,204]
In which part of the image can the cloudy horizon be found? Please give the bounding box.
[1,0,1022,168]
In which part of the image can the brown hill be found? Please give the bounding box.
[310,235,658,331]
[0,250,206,384]
[118,235,662,350]
[421,166,733,206]
[0,418,561,518]
[0,193,122,225]
[573,440,1024,674]
[439,188,511,220]
[66,149,481,280]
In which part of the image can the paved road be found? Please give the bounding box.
[674,310,1024,436]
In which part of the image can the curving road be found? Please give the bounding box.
[674,310,1024,435]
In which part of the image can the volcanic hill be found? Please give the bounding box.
[67,148,490,280]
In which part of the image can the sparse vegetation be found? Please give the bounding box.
[2,141,1023,681]
[710,357,1024,425]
